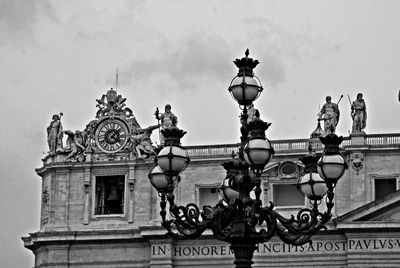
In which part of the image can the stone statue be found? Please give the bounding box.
[64,130,86,162]
[351,93,367,133]
[319,96,340,134]
[130,125,160,159]
[247,104,260,123]
[158,104,178,145]
[82,120,98,151]
[47,113,63,153]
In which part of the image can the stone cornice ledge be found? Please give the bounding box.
[337,221,400,231]
[22,228,144,250]
[139,225,214,239]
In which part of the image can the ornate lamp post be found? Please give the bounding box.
[149,50,347,268]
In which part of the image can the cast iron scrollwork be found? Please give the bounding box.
[159,185,335,247]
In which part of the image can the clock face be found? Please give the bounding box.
[95,119,129,153]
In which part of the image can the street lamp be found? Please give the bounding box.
[228,49,263,108]
[148,165,180,194]
[298,143,328,201]
[318,134,348,185]
[149,50,347,268]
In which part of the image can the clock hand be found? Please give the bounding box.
[110,129,120,142]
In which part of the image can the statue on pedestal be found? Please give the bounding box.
[319,96,340,134]
[350,93,367,134]
[156,104,178,145]
[47,113,63,153]
[247,103,260,123]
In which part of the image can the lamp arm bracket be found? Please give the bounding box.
[266,207,331,246]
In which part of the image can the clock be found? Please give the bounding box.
[95,118,129,153]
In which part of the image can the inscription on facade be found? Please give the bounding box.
[151,238,400,259]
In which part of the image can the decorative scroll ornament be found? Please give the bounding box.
[158,142,334,247]
[95,88,134,119]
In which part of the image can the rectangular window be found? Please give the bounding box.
[198,187,219,209]
[95,175,125,215]
[273,184,305,207]
[375,178,397,200]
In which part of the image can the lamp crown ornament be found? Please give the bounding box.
[221,158,249,173]
[247,119,272,139]
[299,143,320,173]
[320,133,343,153]
[234,49,260,77]
[160,126,187,146]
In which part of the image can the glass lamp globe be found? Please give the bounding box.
[317,154,346,184]
[298,172,328,200]
[148,166,180,193]
[228,75,262,107]
[219,178,239,203]
[156,145,189,176]
[244,138,273,171]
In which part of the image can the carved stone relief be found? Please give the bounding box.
[349,153,364,175]
[41,185,50,226]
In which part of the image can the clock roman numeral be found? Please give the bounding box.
[100,141,107,149]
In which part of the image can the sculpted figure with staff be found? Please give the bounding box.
[349,93,367,133]
[319,95,342,134]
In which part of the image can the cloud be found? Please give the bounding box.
[119,32,233,90]
[0,0,56,47]
[242,15,342,87]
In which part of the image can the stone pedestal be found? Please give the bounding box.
[350,132,366,146]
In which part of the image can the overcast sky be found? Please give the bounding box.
[1,0,400,266]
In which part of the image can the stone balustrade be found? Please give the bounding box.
[185,133,400,158]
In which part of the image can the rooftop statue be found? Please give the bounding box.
[247,103,260,123]
[350,93,367,134]
[64,130,86,162]
[319,95,341,134]
[130,124,161,159]
[47,113,64,154]
[82,120,98,152]
[155,104,178,145]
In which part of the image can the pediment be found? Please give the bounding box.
[336,190,400,223]
[263,160,304,179]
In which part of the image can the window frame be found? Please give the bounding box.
[92,174,128,218]
[270,181,306,209]
[195,183,220,209]
[371,174,400,201]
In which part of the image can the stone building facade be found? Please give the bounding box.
[23,90,400,267]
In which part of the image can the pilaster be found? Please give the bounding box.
[83,167,91,225]
[128,165,136,223]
